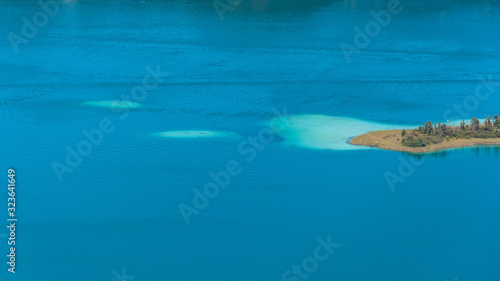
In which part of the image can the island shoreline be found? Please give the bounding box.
[350,129,500,153]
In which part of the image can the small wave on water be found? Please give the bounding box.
[0,93,49,115]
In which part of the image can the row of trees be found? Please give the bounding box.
[401,115,500,148]
[413,115,500,136]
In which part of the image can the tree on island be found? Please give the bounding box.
[485,116,492,131]
[471,116,480,131]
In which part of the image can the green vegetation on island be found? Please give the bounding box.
[350,115,500,153]
[401,115,500,148]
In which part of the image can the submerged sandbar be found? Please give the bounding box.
[154,130,238,139]
[82,100,143,109]
[268,114,406,150]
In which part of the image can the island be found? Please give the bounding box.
[350,115,500,153]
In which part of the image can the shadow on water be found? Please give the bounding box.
[403,145,500,160]
[473,145,500,156]
[407,152,426,162]
[136,0,341,13]
[104,0,500,23]
[229,0,340,12]
[90,0,500,19]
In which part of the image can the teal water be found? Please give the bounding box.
[1,0,499,280]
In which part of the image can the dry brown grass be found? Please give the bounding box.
[350,129,500,153]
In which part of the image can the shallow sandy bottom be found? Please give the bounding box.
[268,115,484,150]
[268,114,409,150]
[82,100,143,109]
[154,130,239,139]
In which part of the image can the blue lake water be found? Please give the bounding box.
[1,0,499,280]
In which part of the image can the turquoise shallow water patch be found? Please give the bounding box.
[154,130,239,139]
[81,100,143,109]
[269,114,409,150]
